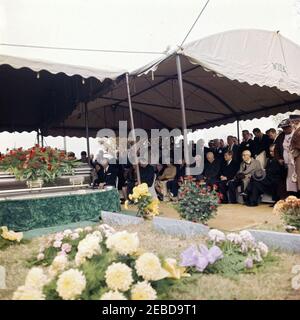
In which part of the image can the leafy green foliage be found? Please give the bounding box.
[177,178,220,223]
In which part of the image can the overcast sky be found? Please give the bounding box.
[0,0,300,156]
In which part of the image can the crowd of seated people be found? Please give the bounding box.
[80,115,300,207]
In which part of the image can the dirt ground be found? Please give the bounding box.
[123,202,282,232]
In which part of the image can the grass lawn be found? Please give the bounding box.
[0,223,300,300]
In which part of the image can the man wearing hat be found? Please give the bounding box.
[244,145,283,206]
[290,114,300,194]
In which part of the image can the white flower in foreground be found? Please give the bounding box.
[131,281,157,300]
[106,231,139,255]
[257,241,269,257]
[53,240,62,248]
[239,230,255,244]
[56,269,86,300]
[70,232,80,240]
[105,262,133,292]
[100,290,127,300]
[75,233,102,266]
[226,233,242,245]
[135,253,169,281]
[63,229,73,237]
[292,265,300,274]
[37,253,45,261]
[25,267,48,290]
[49,254,69,277]
[84,226,93,233]
[208,229,226,243]
[13,286,45,300]
[292,275,300,290]
[74,228,84,233]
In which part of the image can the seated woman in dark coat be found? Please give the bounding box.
[245,145,283,206]
[203,152,221,186]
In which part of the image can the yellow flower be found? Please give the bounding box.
[135,253,169,281]
[106,231,139,255]
[129,183,151,200]
[0,226,8,233]
[105,262,133,292]
[56,269,86,300]
[131,281,157,300]
[124,200,129,210]
[1,227,23,242]
[146,199,160,216]
[162,258,191,280]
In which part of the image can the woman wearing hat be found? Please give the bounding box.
[290,114,300,194]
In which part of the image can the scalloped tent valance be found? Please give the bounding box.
[0,54,126,134]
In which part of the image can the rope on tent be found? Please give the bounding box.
[180,0,211,48]
[0,43,166,55]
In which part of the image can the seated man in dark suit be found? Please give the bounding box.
[97,158,118,188]
[139,158,155,187]
[203,152,221,186]
[218,151,240,203]
[127,158,155,196]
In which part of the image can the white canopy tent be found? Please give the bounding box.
[0,54,126,154]
[53,29,300,137]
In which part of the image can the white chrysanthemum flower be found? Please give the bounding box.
[25,267,48,290]
[75,233,102,266]
[74,228,84,233]
[257,241,269,257]
[208,229,226,243]
[56,269,86,300]
[70,232,80,240]
[13,286,45,300]
[84,226,93,233]
[106,231,139,255]
[135,253,168,281]
[239,230,255,244]
[100,290,127,300]
[91,230,103,241]
[292,275,300,290]
[63,229,73,237]
[49,254,69,277]
[105,262,133,292]
[131,281,157,300]
[226,233,242,245]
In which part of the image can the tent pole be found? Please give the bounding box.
[63,136,67,152]
[84,102,91,159]
[176,55,190,171]
[36,130,40,146]
[125,73,141,184]
[236,119,240,144]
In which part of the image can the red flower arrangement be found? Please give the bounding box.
[177,178,221,223]
[0,145,79,183]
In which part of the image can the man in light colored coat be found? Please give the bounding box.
[227,150,262,203]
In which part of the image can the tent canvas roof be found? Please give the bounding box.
[50,29,300,137]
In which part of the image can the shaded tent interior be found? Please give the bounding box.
[0,55,124,136]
